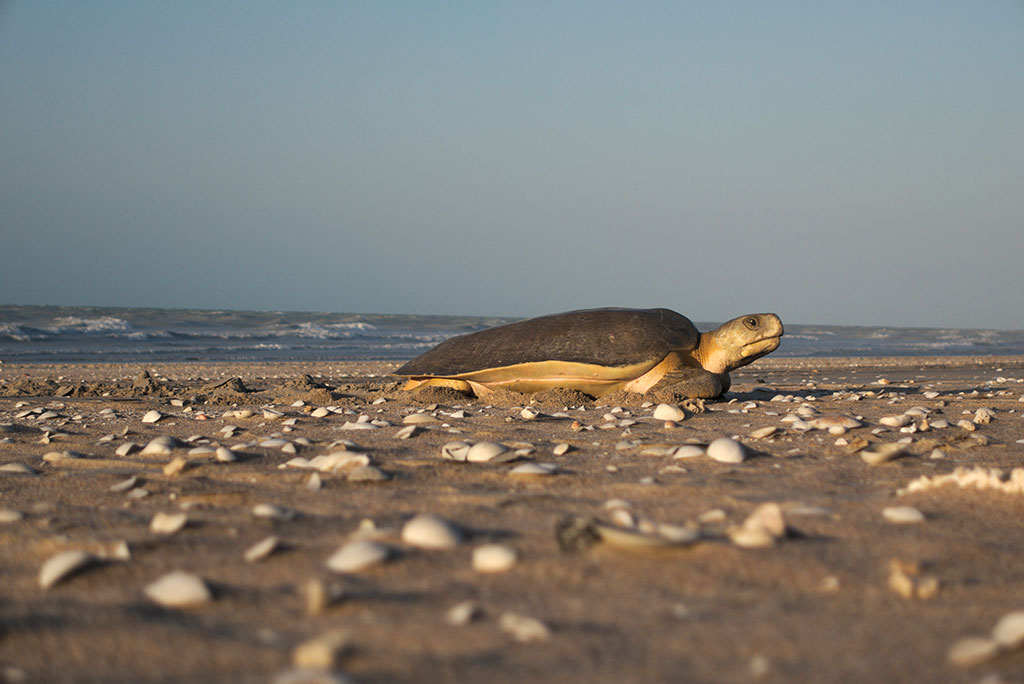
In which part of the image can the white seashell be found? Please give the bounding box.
[499,612,550,642]
[260,438,289,448]
[0,508,24,523]
[466,441,509,463]
[230,409,254,419]
[947,636,1001,668]
[930,419,950,429]
[244,535,281,562]
[519,408,540,420]
[0,463,39,475]
[445,600,480,626]
[923,391,940,399]
[879,415,912,428]
[150,512,188,535]
[401,514,464,550]
[252,503,295,521]
[441,441,472,461]
[141,410,163,424]
[309,451,369,473]
[472,544,518,573]
[263,409,284,419]
[395,425,419,439]
[144,570,212,608]
[140,436,178,456]
[310,407,331,418]
[861,443,907,465]
[325,540,391,573]
[552,443,572,456]
[340,421,377,430]
[215,447,237,462]
[403,413,438,425]
[292,629,352,670]
[39,549,96,589]
[653,404,686,422]
[673,445,705,459]
[163,456,189,476]
[706,437,746,464]
[43,450,82,462]
[115,442,140,456]
[188,446,215,456]
[509,462,558,476]
[749,426,777,439]
[882,506,925,524]
[992,610,1024,649]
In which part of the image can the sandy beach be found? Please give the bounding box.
[2,356,1024,684]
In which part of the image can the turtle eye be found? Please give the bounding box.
[743,317,759,329]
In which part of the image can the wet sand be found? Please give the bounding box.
[2,356,1024,683]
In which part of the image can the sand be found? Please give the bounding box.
[2,356,1024,683]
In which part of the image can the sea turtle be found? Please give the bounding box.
[396,308,783,399]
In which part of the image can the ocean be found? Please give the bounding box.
[1,305,1022,364]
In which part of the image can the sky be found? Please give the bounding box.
[1,2,1022,329]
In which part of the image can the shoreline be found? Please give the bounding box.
[2,357,1024,683]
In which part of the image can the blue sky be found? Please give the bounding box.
[1,2,1022,328]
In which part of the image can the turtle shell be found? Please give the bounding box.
[396,308,699,377]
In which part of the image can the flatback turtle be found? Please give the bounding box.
[396,308,783,399]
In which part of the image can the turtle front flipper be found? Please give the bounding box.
[647,368,728,400]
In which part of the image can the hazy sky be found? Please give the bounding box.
[1,2,1022,328]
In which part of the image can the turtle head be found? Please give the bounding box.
[696,313,784,374]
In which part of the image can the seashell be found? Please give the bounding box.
[440,440,472,461]
[509,462,558,476]
[947,636,1001,668]
[325,540,391,573]
[706,437,746,464]
[466,441,509,463]
[310,407,331,418]
[403,413,438,425]
[340,421,377,430]
[309,451,370,473]
[231,409,255,419]
[749,426,777,439]
[260,438,289,448]
[39,549,96,589]
[395,425,419,439]
[652,404,686,422]
[401,514,464,550]
[992,610,1024,649]
[730,502,787,548]
[346,464,390,482]
[163,456,189,476]
[292,628,352,670]
[0,508,24,523]
[252,503,295,521]
[0,462,40,475]
[263,409,284,419]
[150,512,188,535]
[244,535,281,562]
[472,544,518,573]
[445,600,480,626]
[861,443,906,465]
[672,445,705,459]
[499,612,550,642]
[811,416,862,432]
[957,419,976,431]
[519,408,541,420]
[140,436,179,457]
[552,443,572,456]
[43,450,83,462]
[141,410,163,424]
[883,506,925,524]
[215,447,237,462]
[115,442,140,456]
[879,415,912,428]
[144,570,212,608]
